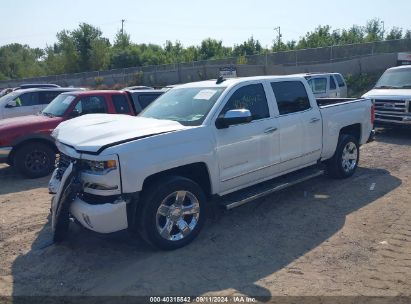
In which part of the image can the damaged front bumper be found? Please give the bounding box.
[49,160,129,235]
[69,196,128,233]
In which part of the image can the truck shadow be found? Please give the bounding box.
[375,126,411,146]
[11,167,401,300]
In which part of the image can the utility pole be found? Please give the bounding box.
[274,26,282,46]
[121,19,126,35]
[381,20,385,39]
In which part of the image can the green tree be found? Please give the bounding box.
[386,27,403,40]
[198,38,231,60]
[364,18,384,42]
[54,30,79,73]
[339,25,364,44]
[233,36,262,56]
[297,25,336,49]
[90,38,111,70]
[0,43,45,79]
[71,23,107,71]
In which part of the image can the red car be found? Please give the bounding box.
[0,90,137,178]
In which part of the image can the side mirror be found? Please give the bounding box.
[70,109,80,118]
[5,100,17,108]
[215,109,252,129]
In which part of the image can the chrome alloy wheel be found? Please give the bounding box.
[156,191,200,241]
[341,142,358,173]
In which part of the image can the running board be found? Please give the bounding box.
[220,166,325,210]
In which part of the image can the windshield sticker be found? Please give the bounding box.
[62,96,75,104]
[193,89,218,100]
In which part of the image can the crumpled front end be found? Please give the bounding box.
[49,141,129,234]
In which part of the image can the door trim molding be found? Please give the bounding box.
[221,149,321,182]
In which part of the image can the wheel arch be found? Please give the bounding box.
[339,123,361,143]
[141,162,213,199]
[9,135,57,165]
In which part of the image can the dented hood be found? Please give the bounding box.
[55,114,187,153]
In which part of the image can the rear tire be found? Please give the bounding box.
[138,176,207,250]
[14,142,56,178]
[327,134,359,179]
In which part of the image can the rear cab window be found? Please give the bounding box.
[271,81,311,115]
[137,94,161,109]
[308,78,327,94]
[329,76,337,90]
[334,74,346,87]
[111,94,131,114]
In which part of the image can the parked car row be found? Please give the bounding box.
[0,87,83,119]
[0,89,164,177]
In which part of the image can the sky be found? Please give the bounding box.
[0,0,410,49]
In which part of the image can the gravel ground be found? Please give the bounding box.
[0,127,410,300]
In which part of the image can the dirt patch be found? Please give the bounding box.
[0,127,410,298]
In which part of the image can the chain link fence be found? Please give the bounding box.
[1,39,410,88]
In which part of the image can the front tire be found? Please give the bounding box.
[327,134,359,179]
[14,142,56,178]
[138,176,207,250]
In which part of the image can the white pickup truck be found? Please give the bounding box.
[363,65,411,126]
[49,75,374,250]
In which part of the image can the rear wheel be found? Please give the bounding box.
[138,176,207,250]
[327,134,359,179]
[14,142,56,178]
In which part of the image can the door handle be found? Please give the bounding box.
[264,127,278,134]
[310,118,320,123]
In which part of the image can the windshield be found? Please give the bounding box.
[42,94,76,117]
[140,87,226,126]
[375,68,411,89]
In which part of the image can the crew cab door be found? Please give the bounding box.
[270,80,322,169]
[3,92,41,118]
[214,82,279,194]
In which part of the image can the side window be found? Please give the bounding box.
[74,96,107,115]
[334,74,346,87]
[14,92,39,107]
[112,94,131,114]
[271,81,311,115]
[39,91,61,105]
[308,78,327,94]
[137,94,161,110]
[220,83,269,120]
[329,76,337,90]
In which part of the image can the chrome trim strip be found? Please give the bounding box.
[221,149,321,182]
[375,118,411,125]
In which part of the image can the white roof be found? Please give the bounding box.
[387,65,411,71]
[174,75,307,89]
